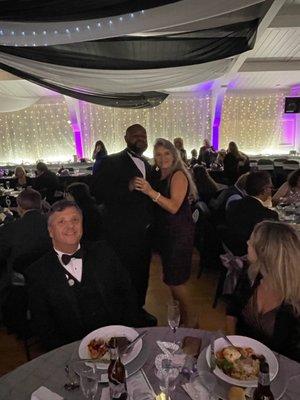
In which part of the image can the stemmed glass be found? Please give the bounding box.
[79,365,98,400]
[5,196,11,208]
[5,181,10,190]
[167,299,180,348]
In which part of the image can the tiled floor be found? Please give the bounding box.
[0,250,226,377]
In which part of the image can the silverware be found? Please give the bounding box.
[218,331,241,354]
[210,338,216,372]
[122,330,148,354]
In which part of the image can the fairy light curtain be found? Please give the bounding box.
[220,91,288,154]
[79,94,211,158]
[0,100,74,164]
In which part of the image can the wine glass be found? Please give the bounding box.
[167,299,180,348]
[5,181,10,190]
[5,196,11,208]
[79,366,98,400]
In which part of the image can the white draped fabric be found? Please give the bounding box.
[0,0,264,46]
[0,79,56,112]
[0,51,235,93]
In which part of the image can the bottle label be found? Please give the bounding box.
[258,373,270,386]
[109,381,127,399]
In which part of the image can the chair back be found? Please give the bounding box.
[283,160,299,170]
[257,159,274,171]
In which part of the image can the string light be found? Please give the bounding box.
[220,91,287,154]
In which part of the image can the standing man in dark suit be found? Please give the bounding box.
[93,124,156,326]
[26,200,139,350]
[225,171,278,255]
[33,162,60,204]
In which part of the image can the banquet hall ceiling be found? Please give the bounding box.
[0,0,299,101]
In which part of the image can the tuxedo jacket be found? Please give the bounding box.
[0,209,51,274]
[225,196,278,254]
[26,241,139,350]
[93,149,153,235]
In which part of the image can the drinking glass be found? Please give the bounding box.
[167,299,180,347]
[156,359,179,394]
[79,366,98,400]
[195,370,217,400]
[5,181,10,190]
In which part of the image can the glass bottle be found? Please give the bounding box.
[108,338,127,400]
[253,361,274,400]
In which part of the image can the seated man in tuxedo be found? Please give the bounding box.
[225,171,278,255]
[26,200,139,351]
[0,188,51,335]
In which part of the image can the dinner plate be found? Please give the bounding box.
[78,325,142,368]
[205,335,279,387]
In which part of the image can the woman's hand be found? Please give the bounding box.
[131,177,153,196]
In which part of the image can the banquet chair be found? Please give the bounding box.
[283,160,299,171]
[257,159,274,171]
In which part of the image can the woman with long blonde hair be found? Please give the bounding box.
[226,220,300,361]
[132,138,197,326]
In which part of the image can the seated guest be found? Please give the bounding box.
[193,165,218,204]
[226,221,300,362]
[272,168,300,205]
[174,137,188,164]
[13,166,32,188]
[26,200,138,350]
[65,182,104,242]
[0,188,51,274]
[225,171,278,255]
[189,149,198,167]
[33,162,59,203]
[0,188,51,335]
[213,172,249,211]
[215,148,226,168]
[197,139,216,168]
[224,142,249,185]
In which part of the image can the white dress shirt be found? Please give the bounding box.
[127,152,146,178]
[54,245,82,282]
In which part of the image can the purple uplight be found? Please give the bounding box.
[73,129,83,159]
[192,80,214,92]
[282,85,300,147]
[212,99,223,150]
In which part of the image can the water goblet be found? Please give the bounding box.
[156,359,179,395]
[5,181,10,190]
[5,196,11,208]
[167,299,180,348]
[79,366,98,400]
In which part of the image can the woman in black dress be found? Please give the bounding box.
[132,138,197,325]
[223,141,249,185]
[226,221,300,362]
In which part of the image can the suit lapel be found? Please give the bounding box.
[120,149,144,178]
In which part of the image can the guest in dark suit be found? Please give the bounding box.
[225,171,278,255]
[33,162,59,203]
[0,188,51,335]
[65,182,104,242]
[93,124,156,326]
[197,139,216,168]
[226,221,300,362]
[26,200,139,350]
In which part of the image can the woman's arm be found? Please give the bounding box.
[272,181,289,205]
[133,171,188,215]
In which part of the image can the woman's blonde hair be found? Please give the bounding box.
[154,138,198,200]
[248,220,300,315]
[15,166,26,177]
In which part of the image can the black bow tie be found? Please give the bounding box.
[126,149,146,162]
[61,249,82,266]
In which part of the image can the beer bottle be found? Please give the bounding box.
[108,337,128,400]
[253,361,274,400]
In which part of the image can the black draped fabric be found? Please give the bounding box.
[0,0,181,22]
[0,19,259,70]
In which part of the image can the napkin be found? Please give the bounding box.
[31,386,63,400]
[182,381,210,400]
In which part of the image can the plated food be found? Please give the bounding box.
[87,336,130,360]
[205,335,279,388]
[216,346,264,381]
[79,325,143,368]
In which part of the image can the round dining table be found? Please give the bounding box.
[0,327,299,400]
